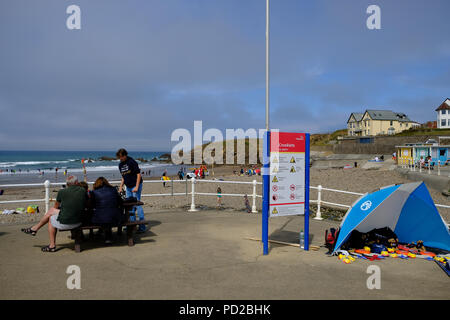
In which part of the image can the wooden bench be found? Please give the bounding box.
[64,201,148,252]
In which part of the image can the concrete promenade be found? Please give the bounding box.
[0,210,448,300]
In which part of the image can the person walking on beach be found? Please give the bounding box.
[161,171,167,187]
[217,186,222,207]
[178,169,184,180]
[244,195,252,213]
[117,148,146,233]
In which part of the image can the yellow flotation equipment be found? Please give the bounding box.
[27,206,38,214]
[338,253,354,264]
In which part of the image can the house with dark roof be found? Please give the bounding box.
[347,112,364,136]
[347,109,417,136]
[435,98,450,129]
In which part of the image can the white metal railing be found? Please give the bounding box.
[398,158,450,177]
[309,185,363,220]
[1,179,449,222]
[310,184,450,221]
[0,178,262,214]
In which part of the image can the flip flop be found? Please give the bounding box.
[41,245,56,253]
[21,227,37,236]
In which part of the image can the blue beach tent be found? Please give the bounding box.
[333,182,450,253]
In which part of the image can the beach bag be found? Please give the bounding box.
[371,243,387,254]
[325,228,339,253]
[325,228,338,246]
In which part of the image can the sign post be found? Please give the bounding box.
[262,0,270,256]
[262,131,270,255]
[264,131,310,252]
[261,0,310,254]
[305,133,310,251]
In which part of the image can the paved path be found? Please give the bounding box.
[0,210,448,299]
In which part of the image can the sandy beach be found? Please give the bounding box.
[1,166,449,225]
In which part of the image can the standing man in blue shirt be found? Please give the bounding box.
[117,148,146,232]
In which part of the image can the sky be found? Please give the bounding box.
[0,0,449,151]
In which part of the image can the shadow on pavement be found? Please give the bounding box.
[31,220,161,253]
[268,218,315,252]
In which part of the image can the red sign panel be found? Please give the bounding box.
[270,132,306,153]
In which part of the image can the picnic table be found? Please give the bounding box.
[67,201,149,252]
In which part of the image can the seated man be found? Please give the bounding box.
[42,175,87,252]
[89,177,123,244]
[21,178,89,237]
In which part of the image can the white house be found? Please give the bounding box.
[436,98,450,128]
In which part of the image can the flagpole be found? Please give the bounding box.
[262,0,270,255]
[265,0,270,131]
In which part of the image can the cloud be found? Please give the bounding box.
[0,0,449,150]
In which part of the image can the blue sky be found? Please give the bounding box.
[0,0,449,151]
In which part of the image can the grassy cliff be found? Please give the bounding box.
[394,127,450,136]
[310,129,347,146]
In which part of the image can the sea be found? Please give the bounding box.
[0,151,181,184]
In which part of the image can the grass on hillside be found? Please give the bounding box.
[394,127,450,136]
[309,127,450,146]
[310,129,347,146]
[176,138,263,165]
[171,127,450,162]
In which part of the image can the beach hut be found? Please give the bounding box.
[430,145,450,166]
[396,145,414,166]
[333,182,450,253]
[414,145,431,163]
[397,141,450,166]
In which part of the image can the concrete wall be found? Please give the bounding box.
[311,145,333,152]
[331,135,436,155]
